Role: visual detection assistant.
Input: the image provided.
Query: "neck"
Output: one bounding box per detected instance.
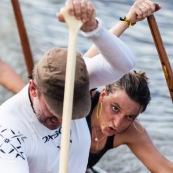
[91,105,106,150]
[91,104,100,129]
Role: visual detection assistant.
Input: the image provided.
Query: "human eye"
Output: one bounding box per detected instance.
[112,106,119,113]
[126,115,136,121]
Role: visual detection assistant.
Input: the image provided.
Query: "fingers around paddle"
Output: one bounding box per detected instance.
[81,0,88,23]
[65,0,74,15]
[56,11,65,23]
[73,1,82,20]
[86,1,95,22]
[81,1,97,32]
[140,2,152,18]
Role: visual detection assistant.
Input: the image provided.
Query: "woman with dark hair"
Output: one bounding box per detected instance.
[85,0,173,172]
[87,71,173,173]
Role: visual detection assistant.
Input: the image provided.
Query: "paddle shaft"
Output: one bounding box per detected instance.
[147,15,173,102]
[59,29,78,173]
[11,0,34,78]
[59,8,82,173]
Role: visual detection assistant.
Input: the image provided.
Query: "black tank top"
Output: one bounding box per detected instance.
[86,91,114,168]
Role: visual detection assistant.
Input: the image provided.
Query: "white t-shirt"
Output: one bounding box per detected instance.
[0,19,136,173]
[0,85,90,173]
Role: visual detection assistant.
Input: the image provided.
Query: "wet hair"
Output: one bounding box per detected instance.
[106,70,151,113]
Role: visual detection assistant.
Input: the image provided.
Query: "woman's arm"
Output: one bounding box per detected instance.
[84,0,161,58]
[129,129,173,173]
[116,122,173,173]
[0,60,25,93]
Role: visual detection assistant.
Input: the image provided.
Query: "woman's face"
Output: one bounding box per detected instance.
[99,88,142,136]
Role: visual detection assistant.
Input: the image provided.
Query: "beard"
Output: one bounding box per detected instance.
[33,96,46,124]
[32,96,62,130]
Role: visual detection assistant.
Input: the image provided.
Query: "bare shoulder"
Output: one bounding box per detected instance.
[113,120,151,147]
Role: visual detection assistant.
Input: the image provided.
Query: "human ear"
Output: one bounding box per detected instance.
[99,88,107,101]
[29,80,37,97]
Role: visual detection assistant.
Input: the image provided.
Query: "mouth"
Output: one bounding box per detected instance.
[106,126,117,135]
[50,116,61,123]
[45,116,62,130]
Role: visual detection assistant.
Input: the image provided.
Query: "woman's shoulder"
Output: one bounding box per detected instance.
[113,121,149,147]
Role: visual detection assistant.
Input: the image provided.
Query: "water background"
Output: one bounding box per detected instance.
[0,0,173,172]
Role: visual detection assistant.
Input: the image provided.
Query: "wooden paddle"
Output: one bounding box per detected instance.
[147,14,173,103]
[59,7,82,173]
[11,0,34,79]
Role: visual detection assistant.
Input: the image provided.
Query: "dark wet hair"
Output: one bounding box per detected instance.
[106,70,151,113]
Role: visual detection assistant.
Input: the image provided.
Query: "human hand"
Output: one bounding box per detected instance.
[57,0,98,32]
[126,0,161,23]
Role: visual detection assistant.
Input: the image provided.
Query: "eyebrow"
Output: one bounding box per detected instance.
[112,102,139,117]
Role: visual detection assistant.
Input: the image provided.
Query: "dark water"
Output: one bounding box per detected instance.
[0,0,173,172]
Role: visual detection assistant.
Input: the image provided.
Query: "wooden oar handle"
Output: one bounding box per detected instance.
[59,7,83,173]
[60,7,83,31]
[147,15,173,103]
[11,0,34,79]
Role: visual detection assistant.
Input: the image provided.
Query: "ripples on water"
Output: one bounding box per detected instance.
[0,0,173,172]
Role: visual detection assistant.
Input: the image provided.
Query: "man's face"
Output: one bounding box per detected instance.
[33,93,62,130]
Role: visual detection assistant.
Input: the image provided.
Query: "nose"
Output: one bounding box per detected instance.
[112,115,124,128]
